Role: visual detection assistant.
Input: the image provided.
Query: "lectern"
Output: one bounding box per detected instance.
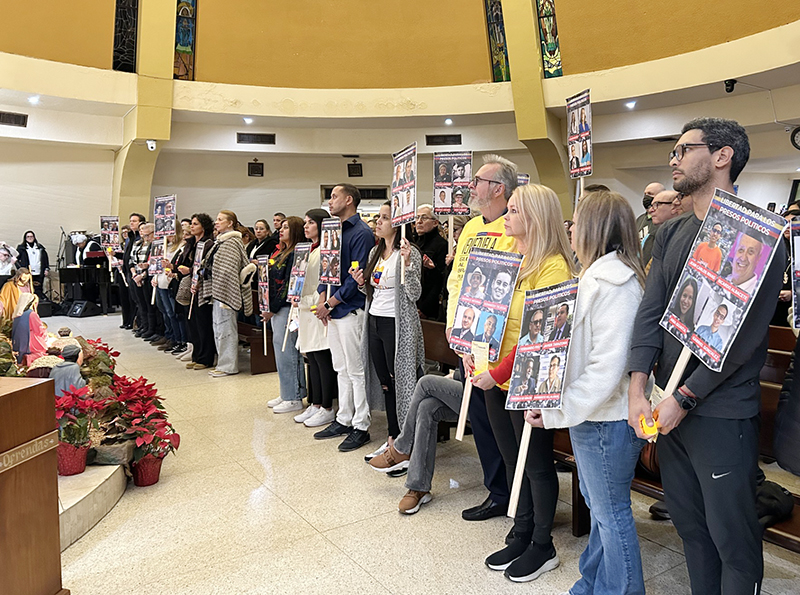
[0,378,69,595]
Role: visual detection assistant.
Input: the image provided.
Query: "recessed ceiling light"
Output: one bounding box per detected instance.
[444,118,453,126]
[796,167,800,171]
[625,101,636,109]
[243,117,253,124]
[28,95,40,105]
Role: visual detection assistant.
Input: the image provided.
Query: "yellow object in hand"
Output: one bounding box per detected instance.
[639,414,659,438]
[351,261,359,270]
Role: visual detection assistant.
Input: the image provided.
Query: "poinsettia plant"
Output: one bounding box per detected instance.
[55,385,108,446]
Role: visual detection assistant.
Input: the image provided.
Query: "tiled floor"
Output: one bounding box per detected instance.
[56,313,800,594]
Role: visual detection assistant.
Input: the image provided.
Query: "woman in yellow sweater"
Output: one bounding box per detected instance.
[470,183,574,582]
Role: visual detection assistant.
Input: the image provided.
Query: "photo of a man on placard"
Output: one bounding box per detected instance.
[537,354,562,393]
[695,303,728,351]
[520,308,545,345]
[436,162,451,183]
[724,231,764,294]
[451,306,477,342]
[548,303,571,341]
[692,221,725,273]
[511,357,539,396]
[475,312,502,353]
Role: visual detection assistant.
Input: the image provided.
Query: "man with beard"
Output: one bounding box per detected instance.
[628,118,782,595]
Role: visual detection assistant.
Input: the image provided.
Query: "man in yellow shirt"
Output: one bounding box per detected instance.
[446,154,519,522]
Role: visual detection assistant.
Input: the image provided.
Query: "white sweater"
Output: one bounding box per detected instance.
[296,246,329,353]
[541,252,643,429]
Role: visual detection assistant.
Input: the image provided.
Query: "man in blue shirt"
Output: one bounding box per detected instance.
[695,304,727,352]
[314,184,376,452]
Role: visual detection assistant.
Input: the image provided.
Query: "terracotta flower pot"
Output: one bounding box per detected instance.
[57,442,90,476]
[132,454,164,487]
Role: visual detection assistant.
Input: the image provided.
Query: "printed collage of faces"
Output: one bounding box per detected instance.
[507,300,573,408]
[793,224,800,328]
[450,261,518,360]
[391,153,417,224]
[100,217,120,248]
[154,215,176,237]
[148,242,164,275]
[664,214,773,365]
[287,246,310,299]
[257,256,270,312]
[567,103,592,177]
[433,154,472,215]
[319,223,342,286]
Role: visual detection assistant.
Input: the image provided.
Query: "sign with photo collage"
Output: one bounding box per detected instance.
[391,142,417,226]
[99,216,121,250]
[449,248,524,362]
[660,189,786,371]
[319,218,342,286]
[505,279,578,410]
[147,240,165,276]
[288,242,312,302]
[566,89,592,179]
[433,151,472,216]
[153,194,177,239]
[257,255,270,313]
[190,240,205,294]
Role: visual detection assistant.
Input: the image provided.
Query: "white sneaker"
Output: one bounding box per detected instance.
[273,400,303,413]
[303,407,336,428]
[267,396,283,408]
[294,404,320,423]
[364,441,389,463]
[209,369,238,378]
[178,345,194,361]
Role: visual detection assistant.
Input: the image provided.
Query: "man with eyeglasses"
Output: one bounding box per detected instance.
[636,182,665,245]
[629,118,783,595]
[412,204,448,319]
[446,154,519,522]
[520,309,545,345]
[695,304,728,352]
[642,190,681,267]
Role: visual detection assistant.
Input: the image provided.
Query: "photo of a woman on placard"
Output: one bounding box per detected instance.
[672,276,698,334]
[436,162,451,183]
[579,107,590,134]
[580,139,592,167]
[569,111,578,136]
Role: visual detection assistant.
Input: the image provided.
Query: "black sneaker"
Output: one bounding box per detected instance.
[170,343,188,355]
[485,534,532,571]
[338,429,371,452]
[504,542,560,583]
[387,467,408,478]
[313,421,352,440]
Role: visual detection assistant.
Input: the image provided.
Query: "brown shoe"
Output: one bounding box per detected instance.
[399,490,432,515]
[193,363,208,370]
[368,445,410,473]
[186,362,196,369]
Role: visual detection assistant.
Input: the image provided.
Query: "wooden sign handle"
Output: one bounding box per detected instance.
[507,422,532,519]
[455,379,473,441]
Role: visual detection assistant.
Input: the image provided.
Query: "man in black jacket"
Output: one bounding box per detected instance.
[629,118,782,595]
[412,204,448,319]
[122,213,144,330]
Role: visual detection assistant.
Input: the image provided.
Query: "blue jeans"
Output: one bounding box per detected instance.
[568,420,646,595]
[270,307,307,402]
[156,288,183,343]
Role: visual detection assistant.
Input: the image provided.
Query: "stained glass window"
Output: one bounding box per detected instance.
[485,0,510,82]
[113,0,138,73]
[536,0,562,78]
[174,0,196,80]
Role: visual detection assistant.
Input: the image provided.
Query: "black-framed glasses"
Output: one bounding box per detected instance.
[669,143,719,162]
[651,200,674,208]
[471,175,502,186]
[415,215,436,222]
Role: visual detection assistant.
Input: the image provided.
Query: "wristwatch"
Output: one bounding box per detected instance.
[323,301,332,311]
[674,389,696,411]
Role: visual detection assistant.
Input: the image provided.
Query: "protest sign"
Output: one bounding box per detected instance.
[506,279,578,410]
[147,241,164,276]
[257,255,270,313]
[99,216,121,249]
[455,341,490,441]
[433,151,472,216]
[391,142,417,226]
[190,240,205,294]
[660,189,786,371]
[566,89,592,179]
[792,220,800,328]
[153,194,177,239]
[288,242,312,302]
[319,218,342,286]
[449,247,524,362]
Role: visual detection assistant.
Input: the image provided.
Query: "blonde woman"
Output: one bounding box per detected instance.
[470,184,574,582]
[529,191,647,594]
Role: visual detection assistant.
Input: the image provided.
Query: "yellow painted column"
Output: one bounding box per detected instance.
[111,0,176,218]
[501,0,572,213]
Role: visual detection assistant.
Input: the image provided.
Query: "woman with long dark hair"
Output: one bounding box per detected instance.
[179,213,215,370]
[351,201,424,462]
[266,216,308,412]
[293,208,339,427]
[16,231,50,298]
[674,277,698,335]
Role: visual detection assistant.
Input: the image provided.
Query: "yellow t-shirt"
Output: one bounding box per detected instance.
[494,255,573,390]
[446,215,518,328]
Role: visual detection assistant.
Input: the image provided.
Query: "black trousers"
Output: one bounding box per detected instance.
[117,274,134,326]
[307,349,337,409]
[130,282,151,334]
[142,283,163,336]
[188,300,215,366]
[485,388,558,544]
[459,359,509,506]
[658,414,762,595]
[368,315,400,438]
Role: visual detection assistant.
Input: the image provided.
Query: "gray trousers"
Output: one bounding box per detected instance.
[212,299,239,373]
[395,375,461,493]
